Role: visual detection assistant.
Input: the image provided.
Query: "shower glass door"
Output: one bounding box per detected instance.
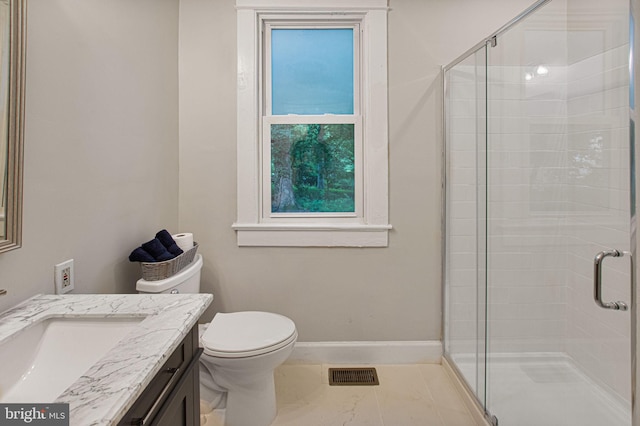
[484,0,632,425]
[444,46,487,407]
[444,0,634,425]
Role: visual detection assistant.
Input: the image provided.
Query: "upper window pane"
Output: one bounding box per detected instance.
[271,29,354,115]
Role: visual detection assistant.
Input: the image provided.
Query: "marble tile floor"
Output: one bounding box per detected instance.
[201,363,479,426]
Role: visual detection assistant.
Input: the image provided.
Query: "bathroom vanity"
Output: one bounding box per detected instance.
[0,293,212,425]
[118,325,202,425]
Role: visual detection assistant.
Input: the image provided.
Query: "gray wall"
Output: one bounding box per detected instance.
[0,0,537,342]
[178,0,535,341]
[0,0,180,313]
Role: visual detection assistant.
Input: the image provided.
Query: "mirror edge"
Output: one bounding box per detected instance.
[0,0,25,254]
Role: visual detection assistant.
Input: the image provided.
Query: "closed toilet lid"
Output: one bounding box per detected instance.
[201,311,297,358]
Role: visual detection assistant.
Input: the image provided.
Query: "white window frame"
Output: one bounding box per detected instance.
[233,0,390,247]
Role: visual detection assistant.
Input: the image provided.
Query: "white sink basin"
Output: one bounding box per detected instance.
[0,317,143,403]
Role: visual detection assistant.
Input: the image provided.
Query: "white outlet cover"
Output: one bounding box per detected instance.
[54,259,74,294]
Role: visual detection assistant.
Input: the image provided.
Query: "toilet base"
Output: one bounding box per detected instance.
[198,317,297,426]
[224,371,277,426]
[200,405,224,426]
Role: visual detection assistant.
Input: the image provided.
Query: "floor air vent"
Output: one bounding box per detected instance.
[328,367,379,386]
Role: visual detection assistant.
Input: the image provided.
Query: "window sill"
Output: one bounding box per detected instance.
[232,223,392,247]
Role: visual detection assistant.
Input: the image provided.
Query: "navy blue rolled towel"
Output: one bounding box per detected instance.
[129,247,156,262]
[141,238,175,262]
[166,243,183,256]
[155,229,184,256]
[155,251,175,262]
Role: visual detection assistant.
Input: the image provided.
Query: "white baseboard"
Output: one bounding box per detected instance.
[287,341,442,365]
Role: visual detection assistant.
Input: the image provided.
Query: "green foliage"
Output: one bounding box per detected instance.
[271,123,355,213]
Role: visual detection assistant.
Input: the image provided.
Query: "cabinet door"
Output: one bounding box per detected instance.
[152,348,202,426]
[153,369,193,426]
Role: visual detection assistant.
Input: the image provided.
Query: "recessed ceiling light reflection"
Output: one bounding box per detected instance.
[525,72,534,81]
[536,65,549,75]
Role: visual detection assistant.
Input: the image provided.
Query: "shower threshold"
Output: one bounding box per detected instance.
[452,353,630,426]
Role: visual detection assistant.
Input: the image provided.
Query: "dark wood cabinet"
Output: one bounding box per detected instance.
[118,325,201,426]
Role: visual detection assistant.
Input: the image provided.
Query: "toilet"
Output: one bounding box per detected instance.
[136,254,297,426]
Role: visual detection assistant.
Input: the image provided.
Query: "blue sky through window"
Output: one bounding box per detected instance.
[271,29,354,115]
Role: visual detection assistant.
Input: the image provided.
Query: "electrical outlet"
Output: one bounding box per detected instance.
[54,259,74,294]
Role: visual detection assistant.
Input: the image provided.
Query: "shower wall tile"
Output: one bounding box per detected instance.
[522,81,568,101]
[448,150,477,168]
[567,92,606,116]
[447,236,476,253]
[448,82,478,101]
[490,252,567,271]
[448,68,479,85]
[448,218,475,236]
[566,111,629,134]
[491,81,568,101]
[485,338,566,353]
[448,320,478,344]
[569,53,604,81]
[488,319,566,339]
[487,66,527,84]
[488,184,532,202]
[448,99,480,117]
[488,116,567,134]
[503,285,567,303]
[567,305,630,400]
[448,117,478,135]
[487,287,510,304]
[488,83,521,100]
[487,203,530,219]
[449,168,476,185]
[570,223,629,248]
[448,269,476,287]
[529,133,568,151]
[526,99,568,117]
[450,287,476,304]
[449,132,477,152]
[488,133,528,151]
[451,303,476,321]
[488,99,524,117]
[488,98,568,118]
[450,202,477,219]
[484,63,570,354]
[567,86,628,115]
[448,253,476,269]
[488,167,530,182]
[530,151,569,167]
[488,303,565,320]
[567,66,629,99]
[487,252,534,270]
[528,120,569,135]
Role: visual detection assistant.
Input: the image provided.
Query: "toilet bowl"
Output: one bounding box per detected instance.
[136,254,297,426]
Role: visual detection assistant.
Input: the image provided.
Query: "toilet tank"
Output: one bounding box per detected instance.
[136,254,203,294]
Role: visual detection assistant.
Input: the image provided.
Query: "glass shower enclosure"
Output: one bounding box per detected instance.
[443,0,633,424]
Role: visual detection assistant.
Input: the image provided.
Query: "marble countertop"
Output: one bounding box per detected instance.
[0,293,213,425]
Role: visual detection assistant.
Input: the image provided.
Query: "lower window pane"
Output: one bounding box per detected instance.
[271,123,355,213]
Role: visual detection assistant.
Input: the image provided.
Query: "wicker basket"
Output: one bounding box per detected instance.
[140,242,199,281]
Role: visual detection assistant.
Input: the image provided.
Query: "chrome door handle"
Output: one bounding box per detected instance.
[593,249,628,311]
